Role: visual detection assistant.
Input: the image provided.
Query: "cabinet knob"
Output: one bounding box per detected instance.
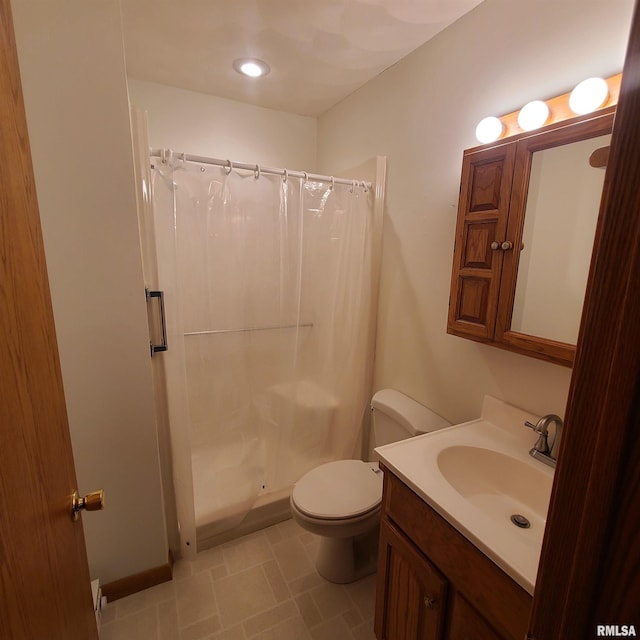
[423,596,438,609]
[490,241,500,250]
[501,241,514,251]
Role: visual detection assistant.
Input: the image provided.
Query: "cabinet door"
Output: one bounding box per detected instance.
[447,593,505,640]
[375,519,447,640]
[447,143,515,341]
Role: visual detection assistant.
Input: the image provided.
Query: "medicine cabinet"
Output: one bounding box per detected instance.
[447,107,614,367]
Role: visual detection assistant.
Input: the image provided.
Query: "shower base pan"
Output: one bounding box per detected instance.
[196,487,292,552]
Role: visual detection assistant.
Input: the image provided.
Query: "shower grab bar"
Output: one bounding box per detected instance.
[145,288,168,356]
[184,323,313,337]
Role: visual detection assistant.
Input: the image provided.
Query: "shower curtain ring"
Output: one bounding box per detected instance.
[283,168,288,183]
[303,172,308,183]
[330,176,335,191]
[350,179,356,193]
[225,160,233,175]
[362,181,368,193]
[161,148,167,164]
[254,164,261,180]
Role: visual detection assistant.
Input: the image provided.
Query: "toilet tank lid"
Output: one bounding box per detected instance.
[371,389,451,435]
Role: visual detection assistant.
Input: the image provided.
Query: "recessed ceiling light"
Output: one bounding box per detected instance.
[233,58,270,78]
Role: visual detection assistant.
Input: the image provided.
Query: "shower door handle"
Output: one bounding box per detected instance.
[145,288,168,357]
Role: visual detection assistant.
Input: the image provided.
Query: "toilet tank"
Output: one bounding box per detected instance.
[371,389,450,447]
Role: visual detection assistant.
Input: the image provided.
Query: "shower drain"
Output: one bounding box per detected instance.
[510,514,531,529]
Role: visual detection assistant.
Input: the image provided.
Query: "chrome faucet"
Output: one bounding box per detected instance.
[524,414,563,468]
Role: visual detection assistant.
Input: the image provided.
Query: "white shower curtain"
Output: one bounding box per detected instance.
[151,154,377,546]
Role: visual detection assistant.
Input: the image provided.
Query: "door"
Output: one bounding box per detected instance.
[447,594,504,640]
[528,0,640,635]
[375,520,447,640]
[447,143,515,341]
[0,0,98,637]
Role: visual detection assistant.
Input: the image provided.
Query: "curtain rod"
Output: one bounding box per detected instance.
[150,148,373,190]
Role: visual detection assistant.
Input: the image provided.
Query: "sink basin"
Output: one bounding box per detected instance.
[437,445,552,539]
[375,395,556,594]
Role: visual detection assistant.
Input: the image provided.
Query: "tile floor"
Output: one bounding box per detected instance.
[100,518,377,640]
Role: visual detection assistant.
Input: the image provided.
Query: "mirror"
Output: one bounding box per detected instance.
[511,133,611,343]
[494,108,615,365]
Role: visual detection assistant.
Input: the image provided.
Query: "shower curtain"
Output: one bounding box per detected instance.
[151,153,377,549]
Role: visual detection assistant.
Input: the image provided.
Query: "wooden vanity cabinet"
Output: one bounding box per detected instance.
[375,519,448,639]
[374,466,532,640]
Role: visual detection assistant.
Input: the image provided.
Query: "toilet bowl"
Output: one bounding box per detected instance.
[291,459,382,583]
[290,389,450,584]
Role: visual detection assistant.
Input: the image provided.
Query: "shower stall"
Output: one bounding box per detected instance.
[132,114,385,555]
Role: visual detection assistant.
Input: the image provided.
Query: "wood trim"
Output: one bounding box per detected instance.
[491,331,575,367]
[588,146,609,168]
[101,553,173,602]
[528,0,640,637]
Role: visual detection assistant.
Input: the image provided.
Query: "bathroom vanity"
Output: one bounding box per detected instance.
[373,396,554,640]
[374,467,530,639]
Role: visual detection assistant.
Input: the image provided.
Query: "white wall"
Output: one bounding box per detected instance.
[12,0,168,583]
[128,79,317,170]
[317,0,635,424]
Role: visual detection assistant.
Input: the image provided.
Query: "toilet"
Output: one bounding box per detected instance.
[290,388,450,583]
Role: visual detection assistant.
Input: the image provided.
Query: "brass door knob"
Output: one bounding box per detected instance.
[501,241,514,251]
[72,489,104,521]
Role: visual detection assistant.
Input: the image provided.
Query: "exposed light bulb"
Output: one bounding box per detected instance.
[569,77,609,115]
[232,58,270,78]
[475,116,504,144]
[517,100,550,131]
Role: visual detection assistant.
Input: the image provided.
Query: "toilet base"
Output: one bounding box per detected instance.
[315,525,379,584]
[289,490,381,584]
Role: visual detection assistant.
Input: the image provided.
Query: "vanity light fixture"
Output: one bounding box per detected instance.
[517,100,550,131]
[473,74,620,145]
[233,58,270,78]
[475,116,505,144]
[569,77,609,115]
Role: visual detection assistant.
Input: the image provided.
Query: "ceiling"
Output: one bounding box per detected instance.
[120,0,484,117]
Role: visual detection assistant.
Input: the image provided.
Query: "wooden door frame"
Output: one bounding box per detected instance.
[528,0,640,636]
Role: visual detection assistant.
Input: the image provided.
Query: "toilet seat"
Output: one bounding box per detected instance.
[292,460,383,520]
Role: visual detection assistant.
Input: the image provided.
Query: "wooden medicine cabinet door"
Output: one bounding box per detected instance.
[447,143,515,341]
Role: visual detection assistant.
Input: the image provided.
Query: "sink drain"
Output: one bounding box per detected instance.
[510,514,531,529]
